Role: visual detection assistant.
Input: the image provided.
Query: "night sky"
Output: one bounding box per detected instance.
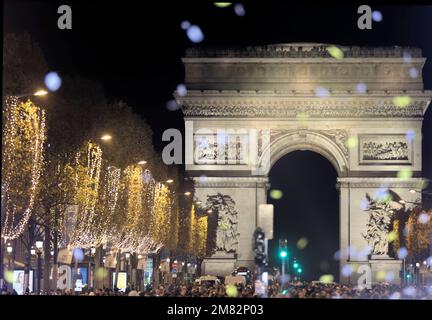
[4,2,432,280]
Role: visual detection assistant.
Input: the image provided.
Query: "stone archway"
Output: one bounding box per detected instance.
[177,43,431,284]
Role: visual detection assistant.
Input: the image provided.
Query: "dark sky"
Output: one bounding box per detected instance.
[4,2,432,280]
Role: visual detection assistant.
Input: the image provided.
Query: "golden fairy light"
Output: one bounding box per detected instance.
[1,97,46,240]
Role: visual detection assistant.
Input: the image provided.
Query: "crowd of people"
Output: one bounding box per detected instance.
[2,280,431,299]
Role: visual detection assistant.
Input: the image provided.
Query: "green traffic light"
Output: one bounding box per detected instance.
[297,268,302,273]
[293,262,299,268]
[280,251,287,258]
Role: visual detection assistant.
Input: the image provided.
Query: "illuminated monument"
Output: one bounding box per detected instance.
[176,44,431,284]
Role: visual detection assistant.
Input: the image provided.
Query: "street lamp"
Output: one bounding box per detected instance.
[6,243,13,291]
[6,243,13,254]
[33,90,48,96]
[166,179,174,184]
[101,134,112,141]
[35,241,43,294]
[138,160,147,165]
[184,192,191,196]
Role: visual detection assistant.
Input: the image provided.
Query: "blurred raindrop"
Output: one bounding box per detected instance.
[405,129,415,143]
[319,274,334,283]
[397,169,413,180]
[393,95,412,107]
[73,248,84,262]
[345,137,358,149]
[341,264,353,277]
[418,212,430,224]
[225,284,238,297]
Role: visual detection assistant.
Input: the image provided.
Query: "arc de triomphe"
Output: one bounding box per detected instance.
[176,44,431,284]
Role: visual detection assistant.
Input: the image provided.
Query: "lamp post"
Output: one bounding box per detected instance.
[35,241,43,294]
[125,253,131,288]
[89,247,96,289]
[6,243,13,292]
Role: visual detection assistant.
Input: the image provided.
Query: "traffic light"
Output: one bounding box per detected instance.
[297,268,302,274]
[293,260,299,269]
[279,239,288,260]
[253,227,267,267]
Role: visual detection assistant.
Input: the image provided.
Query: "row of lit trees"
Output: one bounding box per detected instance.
[1,32,210,292]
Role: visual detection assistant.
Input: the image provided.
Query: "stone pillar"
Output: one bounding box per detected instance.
[195,177,268,276]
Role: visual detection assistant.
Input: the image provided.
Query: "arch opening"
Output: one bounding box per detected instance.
[267,150,340,282]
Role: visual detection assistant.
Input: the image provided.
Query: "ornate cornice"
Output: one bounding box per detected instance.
[337,177,425,188]
[181,101,428,119]
[185,44,422,59]
[193,177,269,188]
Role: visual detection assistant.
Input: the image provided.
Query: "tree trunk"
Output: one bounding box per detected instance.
[51,207,59,291]
[113,250,120,291]
[43,225,51,293]
[196,258,203,277]
[153,252,160,288]
[71,250,78,295]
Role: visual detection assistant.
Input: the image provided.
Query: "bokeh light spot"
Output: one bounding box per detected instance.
[386,231,397,243]
[355,83,367,94]
[345,136,358,149]
[397,247,408,259]
[397,169,412,180]
[225,284,238,297]
[186,25,204,43]
[372,10,383,22]
[296,237,308,250]
[327,46,344,60]
[418,212,430,224]
[181,20,191,30]
[234,3,245,16]
[176,84,187,97]
[44,71,62,92]
[341,264,353,277]
[73,248,84,262]
[166,99,180,111]
[314,86,330,97]
[409,67,419,78]
[393,95,412,108]
[269,189,283,200]
[214,2,232,8]
[319,274,334,284]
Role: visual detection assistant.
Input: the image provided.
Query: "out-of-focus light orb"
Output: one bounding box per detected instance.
[333,250,341,261]
[320,260,329,271]
[296,237,308,250]
[409,67,419,78]
[269,189,283,200]
[386,231,397,243]
[403,51,412,63]
[94,267,105,280]
[73,248,84,262]
[186,25,204,43]
[397,247,408,259]
[327,46,344,60]
[225,284,238,297]
[403,286,416,297]
[4,270,14,283]
[234,3,245,16]
[214,2,232,7]
[314,86,330,97]
[393,95,411,107]
[355,83,367,94]
[374,188,390,202]
[418,212,430,224]
[397,169,412,180]
[341,264,353,277]
[319,274,334,284]
[426,256,432,266]
[176,84,187,97]
[405,129,415,143]
[360,197,369,210]
[357,246,372,261]
[346,136,357,149]
[44,71,62,92]
[385,271,395,282]
[181,20,191,30]
[376,270,386,281]
[390,292,401,299]
[372,10,383,22]
[166,99,180,111]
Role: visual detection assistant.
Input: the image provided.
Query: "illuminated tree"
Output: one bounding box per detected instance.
[406,207,432,262]
[1,98,46,240]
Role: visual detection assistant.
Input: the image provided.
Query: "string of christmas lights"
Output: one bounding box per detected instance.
[1,97,46,240]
